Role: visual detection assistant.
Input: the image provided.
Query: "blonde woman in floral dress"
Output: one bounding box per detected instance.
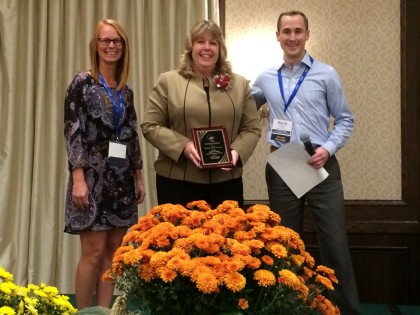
[142,20,261,209]
[64,19,145,309]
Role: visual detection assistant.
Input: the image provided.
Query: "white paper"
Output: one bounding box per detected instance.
[108,141,127,159]
[267,142,329,198]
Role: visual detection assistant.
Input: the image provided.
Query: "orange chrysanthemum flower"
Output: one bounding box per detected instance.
[158,266,177,282]
[304,266,317,278]
[278,269,302,290]
[224,272,246,292]
[167,256,185,272]
[225,258,245,273]
[149,251,169,268]
[238,298,249,310]
[196,273,219,294]
[231,243,251,256]
[186,200,212,212]
[254,269,276,287]
[106,201,340,315]
[315,275,335,291]
[270,243,288,259]
[291,254,305,267]
[122,248,143,265]
[139,263,156,282]
[261,255,274,266]
[316,265,339,284]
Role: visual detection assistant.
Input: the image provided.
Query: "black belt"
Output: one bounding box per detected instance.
[270,144,320,153]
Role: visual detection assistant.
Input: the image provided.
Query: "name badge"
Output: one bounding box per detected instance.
[271,119,293,143]
[108,141,127,166]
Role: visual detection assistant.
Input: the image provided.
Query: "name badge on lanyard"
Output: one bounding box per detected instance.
[271,119,293,143]
[273,56,314,144]
[100,73,127,166]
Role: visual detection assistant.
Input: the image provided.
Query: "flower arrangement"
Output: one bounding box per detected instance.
[214,73,231,91]
[104,201,340,315]
[0,266,77,315]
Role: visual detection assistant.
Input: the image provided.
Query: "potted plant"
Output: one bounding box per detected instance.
[104,201,340,315]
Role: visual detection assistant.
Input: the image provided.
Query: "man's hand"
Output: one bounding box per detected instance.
[308,147,330,169]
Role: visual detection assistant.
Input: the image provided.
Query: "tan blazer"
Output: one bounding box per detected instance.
[141,70,261,184]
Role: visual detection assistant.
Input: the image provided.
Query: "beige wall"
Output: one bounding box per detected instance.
[225,0,401,200]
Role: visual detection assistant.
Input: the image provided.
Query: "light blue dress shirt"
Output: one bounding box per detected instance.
[251,52,354,156]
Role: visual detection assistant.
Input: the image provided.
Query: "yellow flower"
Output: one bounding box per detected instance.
[0,306,15,314]
[0,282,18,295]
[0,267,76,315]
[0,267,14,283]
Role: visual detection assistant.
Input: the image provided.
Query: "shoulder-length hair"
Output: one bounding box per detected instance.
[178,20,232,79]
[89,19,130,90]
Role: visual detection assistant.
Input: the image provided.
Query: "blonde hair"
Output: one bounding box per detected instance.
[89,19,130,90]
[178,20,232,78]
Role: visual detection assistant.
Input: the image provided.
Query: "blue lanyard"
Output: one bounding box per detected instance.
[277,55,314,112]
[99,73,124,139]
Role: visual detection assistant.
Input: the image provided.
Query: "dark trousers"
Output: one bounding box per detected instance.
[156,174,244,209]
[266,156,360,315]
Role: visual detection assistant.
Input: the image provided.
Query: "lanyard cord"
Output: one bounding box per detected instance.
[277,55,314,112]
[99,73,124,139]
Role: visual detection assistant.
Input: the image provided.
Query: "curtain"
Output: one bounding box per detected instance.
[0,0,219,293]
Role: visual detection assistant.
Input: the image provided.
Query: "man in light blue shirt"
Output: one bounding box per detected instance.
[252,10,360,315]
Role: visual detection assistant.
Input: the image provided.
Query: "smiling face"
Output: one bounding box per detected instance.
[97,24,124,66]
[276,14,309,65]
[191,32,219,77]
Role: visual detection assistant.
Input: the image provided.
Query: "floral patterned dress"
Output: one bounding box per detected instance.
[64,72,142,234]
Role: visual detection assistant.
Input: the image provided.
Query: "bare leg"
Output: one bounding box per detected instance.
[75,231,107,309]
[95,227,127,308]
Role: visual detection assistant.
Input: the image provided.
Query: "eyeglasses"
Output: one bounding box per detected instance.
[98,38,124,47]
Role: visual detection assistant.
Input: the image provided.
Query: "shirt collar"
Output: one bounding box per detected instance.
[278,51,313,70]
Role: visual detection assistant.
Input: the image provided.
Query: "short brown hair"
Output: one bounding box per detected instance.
[277,10,309,32]
[89,19,130,90]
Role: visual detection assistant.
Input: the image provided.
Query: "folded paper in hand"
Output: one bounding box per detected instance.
[267,142,329,198]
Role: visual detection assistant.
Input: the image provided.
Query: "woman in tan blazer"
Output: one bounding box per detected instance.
[141,20,261,208]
